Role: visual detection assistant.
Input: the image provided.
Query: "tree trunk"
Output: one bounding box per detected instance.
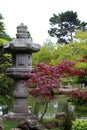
[34,102,39,117]
[40,101,49,122]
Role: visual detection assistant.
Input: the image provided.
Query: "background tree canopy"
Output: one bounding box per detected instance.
[48,10,87,44]
[33,31,87,66]
[0,13,12,41]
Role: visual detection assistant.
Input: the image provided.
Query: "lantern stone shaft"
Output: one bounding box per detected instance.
[4,23,41,116]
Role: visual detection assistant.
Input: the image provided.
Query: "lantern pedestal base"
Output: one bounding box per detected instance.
[3,112,41,129]
[3,112,37,122]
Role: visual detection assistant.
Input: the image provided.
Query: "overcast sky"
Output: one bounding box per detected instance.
[0,0,87,45]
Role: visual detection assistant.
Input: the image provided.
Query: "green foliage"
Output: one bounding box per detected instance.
[75,62,87,70]
[75,63,87,84]
[0,13,12,40]
[75,105,87,117]
[0,31,12,40]
[72,120,87,130]
[0,74,14,114]
[0,13,4,32]
[0,53,12,73]
[75,30,87,41]
[33,39,87,67]
[57,96,75,130]
[0,37,13,114]
[52,41,87,64]
[48,11,84,44]
[34,46,52,63]
[0,38,8,46]
[3,121,19,130]
[61,77,78,85]
[0,38,12,73]
[59,11,80,24]
[32,40,56,64]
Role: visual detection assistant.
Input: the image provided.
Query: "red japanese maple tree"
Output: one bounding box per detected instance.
[23,60,85,121]
[68,89,87,106]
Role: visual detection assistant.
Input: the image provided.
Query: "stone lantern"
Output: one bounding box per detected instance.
[3,23,41,121]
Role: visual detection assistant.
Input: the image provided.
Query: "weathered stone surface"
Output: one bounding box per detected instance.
[17,119,41,130]
[0,117,2,126]
[55,112,66,118]
[3,112,37,122]
[4,23,41,79]
[11,128,21,130]
[3,23,41,130]
[3,23,41,53]
[3,23,41,115]
[0,126,4,130]
[0,117,4,130]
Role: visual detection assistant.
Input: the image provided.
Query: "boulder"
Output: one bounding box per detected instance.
[17,119,41,130]
[0,117,4,130]
[55,112,66,118]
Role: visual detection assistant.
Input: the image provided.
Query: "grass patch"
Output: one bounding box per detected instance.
[75,105,87,117]
[3,121,19,130]
[42,117,55,123]
[50,128,61,130]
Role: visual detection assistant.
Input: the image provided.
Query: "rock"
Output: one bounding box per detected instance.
[44,122,53,129]
[0,125,4,130]
[11,128,21,130]
[18,123,29,130]
[0,118,2,126]
[55,112,66,118]
[0,117,4,130]
[17,119,41,130]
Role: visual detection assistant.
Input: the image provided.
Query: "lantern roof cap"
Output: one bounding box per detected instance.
[3,23,41,53]
[16,23,29,39]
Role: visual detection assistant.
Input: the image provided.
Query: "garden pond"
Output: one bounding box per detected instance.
[28,95,87,120]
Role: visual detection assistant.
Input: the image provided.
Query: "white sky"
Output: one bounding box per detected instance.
[0,0,87,45]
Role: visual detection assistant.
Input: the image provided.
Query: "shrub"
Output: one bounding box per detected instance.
[72,120,87,130]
